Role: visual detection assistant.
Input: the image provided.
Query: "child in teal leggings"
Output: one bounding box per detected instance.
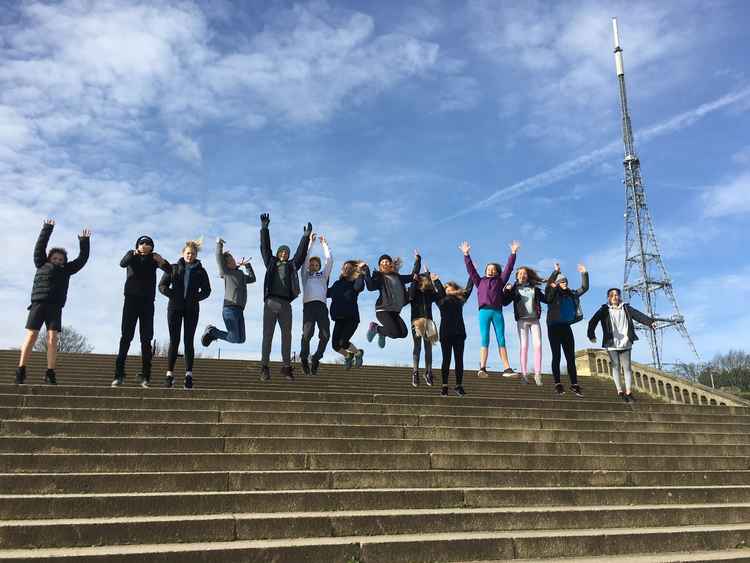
[461,240,519,378]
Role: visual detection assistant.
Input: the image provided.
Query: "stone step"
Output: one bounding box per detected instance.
[5,470,750,495]
[2,452,748,473]
[5,420,750,446]
[3,523,750,562]
[461,549,750,562]
[3,435,750,457]
[4,487,750,520]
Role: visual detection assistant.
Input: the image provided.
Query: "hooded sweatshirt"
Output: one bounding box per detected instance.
[464,253,516,310]
[301,239,333,304]
[216,240,256,309]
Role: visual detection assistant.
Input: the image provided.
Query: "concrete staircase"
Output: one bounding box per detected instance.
[2,350,750,562]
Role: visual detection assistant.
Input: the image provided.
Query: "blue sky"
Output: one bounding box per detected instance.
[1,0,748,371]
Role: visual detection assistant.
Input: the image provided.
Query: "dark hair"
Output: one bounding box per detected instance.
[223,251,233,263]
[445,281,468,300]
[417,273,434,292]
[47,247,67,262]
[607,287,622,296]
[309,256,322,265]
[340,260,362,280]
[516,266,544,286]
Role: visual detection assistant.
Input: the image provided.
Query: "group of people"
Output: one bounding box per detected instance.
[14,216,656,401]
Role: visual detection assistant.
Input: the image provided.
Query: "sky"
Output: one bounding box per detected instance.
[1,0,748,373]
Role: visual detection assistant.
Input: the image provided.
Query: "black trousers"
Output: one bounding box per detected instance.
[548,323,578,385]
[332,318,359,352]
[440,335,465,386]
[376,311,408,339]
[115,296,154,376]
[167,307,199,372]
[300,301,330,360]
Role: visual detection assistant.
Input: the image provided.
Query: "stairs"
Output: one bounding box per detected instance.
[2,350,750,562]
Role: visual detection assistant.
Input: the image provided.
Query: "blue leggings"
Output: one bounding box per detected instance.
[478,307,506,348]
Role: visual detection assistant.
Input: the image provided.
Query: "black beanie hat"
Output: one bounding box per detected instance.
[378,254,393,264]
[277,245,291,256]
[136,235,154,248]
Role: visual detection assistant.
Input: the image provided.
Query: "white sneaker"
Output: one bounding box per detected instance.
[534,373,542,386]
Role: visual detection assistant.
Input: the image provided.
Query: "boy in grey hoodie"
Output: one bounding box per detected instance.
[202,238,256,346]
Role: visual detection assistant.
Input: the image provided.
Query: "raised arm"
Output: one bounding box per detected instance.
[433,278,446,301]
[34,221,54,268]
[215,239,229,277]
[243,261,256,285]
[259,214,272,267]
[499,241,519,286]
[292,222,313,270]
[65,230,91,275]
[321,236,333,279]
[361,264,380,291]
[575,264,589,296]
[464,277,474,300]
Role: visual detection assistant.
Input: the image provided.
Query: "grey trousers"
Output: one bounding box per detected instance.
[300,301,330,361]
[607,348,633,393]
[262,297,293,367]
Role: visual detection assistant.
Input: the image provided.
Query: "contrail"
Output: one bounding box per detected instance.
[439,87,750,223]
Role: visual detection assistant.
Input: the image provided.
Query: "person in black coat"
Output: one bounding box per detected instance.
[327,260,367,369]
[158,239,211,390]
[112,235,171,388]
[258,213,312,382]
[434,276,473,397]
[16,219,90,386]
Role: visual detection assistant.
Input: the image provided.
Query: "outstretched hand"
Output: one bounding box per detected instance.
[80,228,92,238]
[504,283,512,292]
[260,213,270,227]
[237,257,251,267]
[217,237,226,245]
[430,272,439,282]
[510,240,521,254]
[459,241,471,256]
[553,262,561,272]
[303,222,313,237]
[577,263,587,273]
[43,218,55,226]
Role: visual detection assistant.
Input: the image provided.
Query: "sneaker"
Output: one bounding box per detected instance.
[454,386,466,397]
[378,334,386,349]
[201,326,214,347]
[184,375,193,390]
[354,349,364,368]
[14,366,26,385]
[520,374,530,385]
[260,365,271,382]
[625,392,636,402]
[618,391,627,402]
[477,367,489,379]
[111,374,124,387]
[571,384,584,398]
[534,373,542,386]
[424,370,434,386]
[501,368,516,377]
[411,370,419,387]
[554,383,565,395]
[282,366,295,381]
[344,352,354,370]
[44,369,57,385]
[138,372,150,389]
[310,357,320,375]
[440,386,449,397]
[165,374,175,388]
[300,357,310,375]
[366,322,378,342]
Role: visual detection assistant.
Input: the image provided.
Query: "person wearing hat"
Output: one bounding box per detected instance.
[113,235,170,387]
[259,213,313,381]
[544,262,589,397]
[363,250,421,350]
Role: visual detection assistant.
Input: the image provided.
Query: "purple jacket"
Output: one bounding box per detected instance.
[465,253,517,310]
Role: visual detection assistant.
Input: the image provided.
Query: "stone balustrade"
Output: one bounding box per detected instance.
[575,348,750,407]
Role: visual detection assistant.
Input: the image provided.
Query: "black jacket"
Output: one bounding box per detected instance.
[120,251,171,301]
[502,282,547,321]
[362,255,421,312]
[435,278,473,338]
[544,271,589,325]
[158,258,211,311]
[587,303,654,348]
[29,224,90,307]
[327,277,365,321]
[408,278,439,321]
[260,227,308,301]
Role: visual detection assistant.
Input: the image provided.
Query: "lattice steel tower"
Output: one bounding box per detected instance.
[611,17,699,369]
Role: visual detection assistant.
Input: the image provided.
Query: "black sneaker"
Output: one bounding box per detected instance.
[477,367,489,379]
[44,369,57,385]
[619,391,627,402]
[625,392,636,402]
[184,375,193,390]
[454,386,466,397]
[15,366,26,385]
[310,357,320,375]
[440,386,449,397]
[366,322,378,342]
[282,366,295,381]
[201,326,215,347]
[111,374,124,387]
[165,374,175,388]
[554,383,565,395]
[571,385,584,398]
[501,368,516,377]
[300,357,310,375]
[354,349,364,368]
[344,352,354,370]
[260,365,271,382]
[424,370,434,387]
[411,370,419,387]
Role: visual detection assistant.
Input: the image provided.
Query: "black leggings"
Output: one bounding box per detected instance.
[440,335,465,386]
[412,328,433,371]
[116,296,154,376]
[167,307,199,372]
[332,318,359,352]
[548,323,578,385]
[376,311,408,339]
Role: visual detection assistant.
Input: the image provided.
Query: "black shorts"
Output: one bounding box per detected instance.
[26,303,63,332]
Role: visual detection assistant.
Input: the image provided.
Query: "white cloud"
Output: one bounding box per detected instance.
[702,171,750,218]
